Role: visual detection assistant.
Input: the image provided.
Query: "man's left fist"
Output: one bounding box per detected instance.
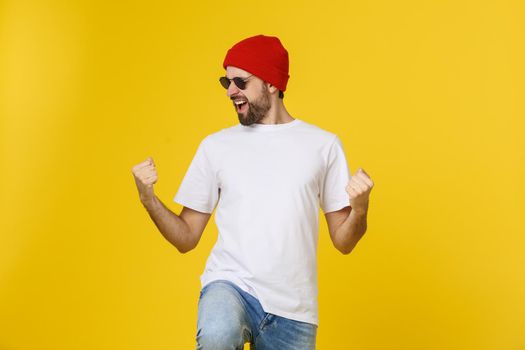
[346,168,374,214]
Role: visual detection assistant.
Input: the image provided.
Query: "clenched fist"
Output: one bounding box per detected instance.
[131,157,158,204]
[346,168,374,214]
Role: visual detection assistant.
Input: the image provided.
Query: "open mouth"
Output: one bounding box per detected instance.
[233,99,248,113]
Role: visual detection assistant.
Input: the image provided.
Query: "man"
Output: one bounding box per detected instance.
[131,34,374,350]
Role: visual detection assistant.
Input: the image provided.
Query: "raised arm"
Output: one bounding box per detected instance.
[131,157,211,253]
[325,168,374,255]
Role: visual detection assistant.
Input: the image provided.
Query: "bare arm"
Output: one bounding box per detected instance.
[141,196,211,253]
[325,168,374,255]
[132,157,211,253]
[325,206,367,254]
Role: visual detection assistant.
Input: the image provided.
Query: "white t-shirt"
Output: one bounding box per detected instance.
[173,118,351,325]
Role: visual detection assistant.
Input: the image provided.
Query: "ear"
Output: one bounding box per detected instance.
[267,83,278,94]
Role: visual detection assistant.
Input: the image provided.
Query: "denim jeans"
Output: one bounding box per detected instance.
[196,279,317,350]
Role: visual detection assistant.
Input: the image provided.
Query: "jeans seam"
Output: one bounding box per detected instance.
[254,312,274,344]
[257,313,271,331]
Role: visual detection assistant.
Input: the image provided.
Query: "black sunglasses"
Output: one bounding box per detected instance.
[219,75,253,90]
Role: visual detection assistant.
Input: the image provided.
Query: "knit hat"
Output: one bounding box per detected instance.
[223,34,290,92]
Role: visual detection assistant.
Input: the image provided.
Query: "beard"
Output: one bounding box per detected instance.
[237,86,271,126]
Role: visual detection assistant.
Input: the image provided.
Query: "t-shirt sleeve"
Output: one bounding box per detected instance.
[173,137,219,214]
[320,135,351,213]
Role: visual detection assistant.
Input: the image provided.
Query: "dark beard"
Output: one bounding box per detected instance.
[238,88,271,126]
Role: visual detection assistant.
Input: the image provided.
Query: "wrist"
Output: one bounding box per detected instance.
[351,204,368,216]
[141,194,158,210]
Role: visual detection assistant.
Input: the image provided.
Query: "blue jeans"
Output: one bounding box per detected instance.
[196,279,317,350]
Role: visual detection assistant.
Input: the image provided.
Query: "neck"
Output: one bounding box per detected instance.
[258,99,294,125]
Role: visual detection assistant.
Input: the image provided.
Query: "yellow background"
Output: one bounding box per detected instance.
[1,0,524,349]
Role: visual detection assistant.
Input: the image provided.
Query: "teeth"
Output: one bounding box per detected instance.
[234,100,246,105]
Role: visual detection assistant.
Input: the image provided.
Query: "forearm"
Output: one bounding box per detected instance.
[334,208,368,255]
[141,195,195,253]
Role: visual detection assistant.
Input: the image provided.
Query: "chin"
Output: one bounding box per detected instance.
[238,114,254,126]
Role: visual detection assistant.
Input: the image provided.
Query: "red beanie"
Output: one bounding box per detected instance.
[223,35,290,92]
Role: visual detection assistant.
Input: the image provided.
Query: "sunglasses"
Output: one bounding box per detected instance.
[219,75,253,90]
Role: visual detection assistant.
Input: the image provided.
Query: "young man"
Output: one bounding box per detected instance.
[131,34,374,350]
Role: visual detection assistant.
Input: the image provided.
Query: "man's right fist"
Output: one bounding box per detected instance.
[131,156,158,203]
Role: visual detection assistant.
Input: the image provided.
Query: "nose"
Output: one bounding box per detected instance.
[226,80,240,98]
